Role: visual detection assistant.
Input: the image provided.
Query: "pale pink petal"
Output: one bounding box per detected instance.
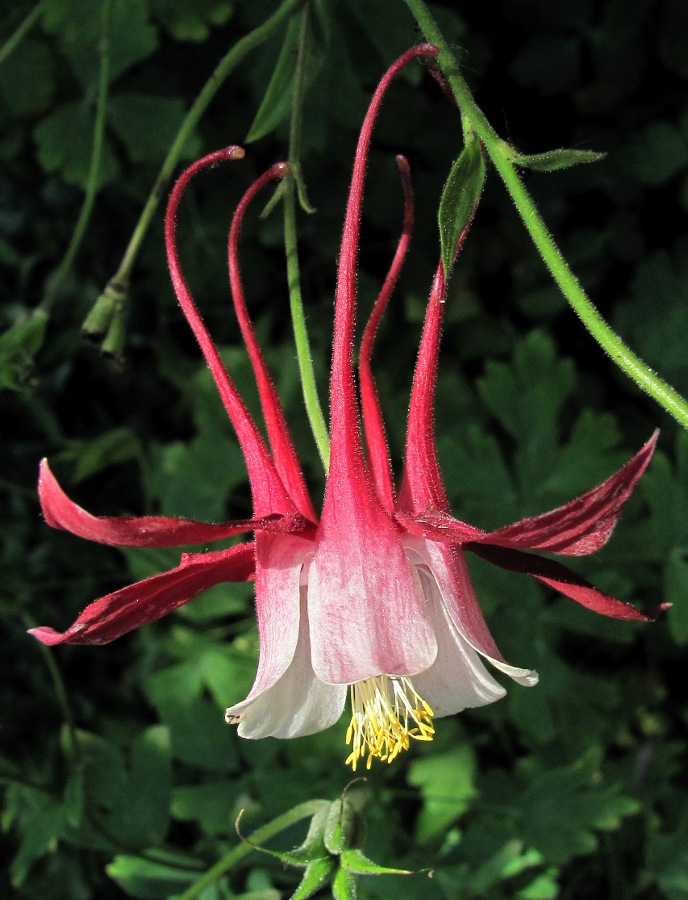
[404,539,538,687]
[309,492,437,684]
[225,534,315,732]
[38,459,309,547]
[412,567,507,716]
[29,543,255,646]
[481,432,658,555]
[227,586,347,739]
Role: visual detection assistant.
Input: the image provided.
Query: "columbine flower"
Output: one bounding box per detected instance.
[31,45,661,770]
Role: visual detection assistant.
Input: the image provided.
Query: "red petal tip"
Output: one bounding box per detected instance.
[28,626,65,647]
[416,42,440,59]
[638,603,671,622]
[226,145,245,160]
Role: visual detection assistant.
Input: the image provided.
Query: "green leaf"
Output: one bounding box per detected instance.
[511,148,606,171]
[646,813,688,897]
[10,799,66,887]
[62,763,86,829]
[108,94,201,163]
[0,310,47,389]
[477,330,577,506]
[614,250,688,394]
[73,729,128,813]
[438,130,485,277]
[407,746,478,842]
[63,427,141,482]
[623,120,688,186]
[149,0,233,42]
[148,366,250,521]
[42,0,158,85]
[665,553,688,644]
[106,854,201,899]
[33,100,119,189]
[0,39,55,116]
[519,750,640,865]
[245,15,300,143]
[107,726,172,846]
[172,781,240,836]
[146,660,240,771]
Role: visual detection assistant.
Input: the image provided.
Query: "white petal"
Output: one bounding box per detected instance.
[412,568,506,716]
[227,584,347,739]
[405,539,538,688]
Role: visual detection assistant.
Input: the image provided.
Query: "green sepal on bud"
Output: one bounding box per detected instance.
[510,147,606,172]
[291,857,337,900]
[438,126,486,277]
[81,277,128,367]
[236,791,417,899]
[332,866,357,900]
[324,796,362,855]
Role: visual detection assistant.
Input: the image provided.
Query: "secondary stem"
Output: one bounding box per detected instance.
[0,1,44,66]
[404,0,688,429]
[178,801,329,899]
[105,0,305,295]
[283,3,331,468]
[40,0,111,312]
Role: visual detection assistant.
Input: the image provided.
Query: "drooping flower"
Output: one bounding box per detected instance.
[31,45,661,770]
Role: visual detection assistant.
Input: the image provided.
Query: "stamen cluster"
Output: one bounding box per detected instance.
[346,675,435,770]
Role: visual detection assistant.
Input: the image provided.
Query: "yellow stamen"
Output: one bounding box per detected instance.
[345,675,434,770]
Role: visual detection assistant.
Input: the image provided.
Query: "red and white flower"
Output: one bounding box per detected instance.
[32,45,660,769]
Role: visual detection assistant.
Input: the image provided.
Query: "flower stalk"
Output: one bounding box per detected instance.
[83,0,307,347]
[404,0,688,430]
[282,1,330,468]
[41,0,111,314]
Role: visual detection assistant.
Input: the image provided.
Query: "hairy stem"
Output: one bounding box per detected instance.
[178,801,330,899]
[404,0,688,429]
[283,2,330,468]
[0,1,44,66]
[106,0,305,294]
[40,0,111,312]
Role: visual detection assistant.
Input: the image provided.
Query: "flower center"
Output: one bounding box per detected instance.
[345,675,434,770]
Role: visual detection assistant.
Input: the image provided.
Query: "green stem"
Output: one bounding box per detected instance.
[107,0,305,291]
[178,800,329,900]
[404,0,688,430]
[283,3,330,469]
[41,0,111,312]
[0,1,44,67]
[23,613,80,765]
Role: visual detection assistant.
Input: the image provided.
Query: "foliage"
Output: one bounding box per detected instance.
[2,0,687,897]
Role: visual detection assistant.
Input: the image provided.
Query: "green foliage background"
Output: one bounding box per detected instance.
[2,0,688,897]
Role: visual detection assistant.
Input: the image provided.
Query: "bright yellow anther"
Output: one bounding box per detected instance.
[345,675,434,770]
